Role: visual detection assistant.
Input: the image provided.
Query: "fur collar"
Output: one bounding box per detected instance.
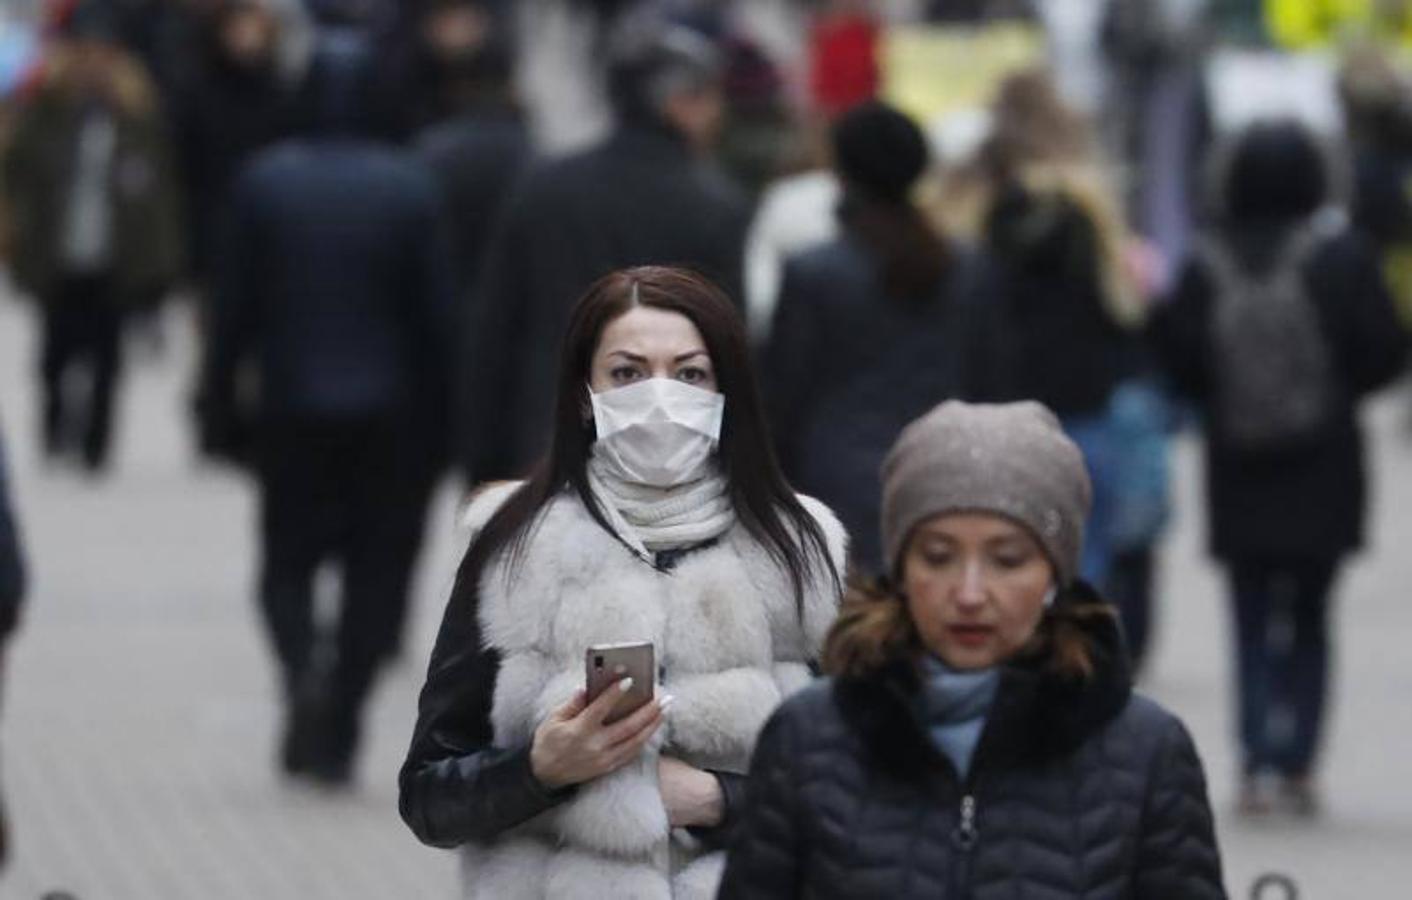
[833,580,1132,780]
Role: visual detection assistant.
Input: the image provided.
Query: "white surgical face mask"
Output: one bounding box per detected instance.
[589,378,725,487]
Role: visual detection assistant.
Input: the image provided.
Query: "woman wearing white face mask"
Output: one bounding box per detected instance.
[399,266,847,899]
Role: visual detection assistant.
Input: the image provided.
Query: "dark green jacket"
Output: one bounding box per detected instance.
[3,83,182,303]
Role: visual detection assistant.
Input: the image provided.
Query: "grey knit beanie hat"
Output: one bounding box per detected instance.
[881,400,1092,585]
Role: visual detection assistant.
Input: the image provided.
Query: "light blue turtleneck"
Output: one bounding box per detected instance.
[916,655,1000,780]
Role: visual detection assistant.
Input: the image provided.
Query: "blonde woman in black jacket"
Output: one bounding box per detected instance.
[721,401,1225,899]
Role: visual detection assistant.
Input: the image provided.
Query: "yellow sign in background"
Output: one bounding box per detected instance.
[880,22,1045,126]
[1266,0,1412,48]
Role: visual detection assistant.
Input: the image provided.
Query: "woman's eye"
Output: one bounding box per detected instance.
[611,366,642,383]
[676,367,710,384]
[921,551,952,568]
[992,553,1031,570]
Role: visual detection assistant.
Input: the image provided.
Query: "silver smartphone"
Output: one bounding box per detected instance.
[585,641,655,725]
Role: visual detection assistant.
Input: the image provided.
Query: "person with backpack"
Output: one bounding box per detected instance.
[1151,120,1409,816]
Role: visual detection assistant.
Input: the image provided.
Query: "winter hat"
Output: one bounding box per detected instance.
[1221,120,1329,223]
[832,100,929,205]
[881,400,1092,586]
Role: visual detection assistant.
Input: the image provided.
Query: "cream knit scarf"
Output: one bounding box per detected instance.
[586,450,736,562]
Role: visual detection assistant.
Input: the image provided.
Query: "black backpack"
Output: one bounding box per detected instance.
[1199,217,1337,450]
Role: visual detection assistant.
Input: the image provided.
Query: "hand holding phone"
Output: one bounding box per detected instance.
[528,643,670,790]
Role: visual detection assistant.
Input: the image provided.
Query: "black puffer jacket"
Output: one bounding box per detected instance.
[720,590,1225,899]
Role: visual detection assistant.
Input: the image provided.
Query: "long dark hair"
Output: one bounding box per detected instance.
[456,265,838,608]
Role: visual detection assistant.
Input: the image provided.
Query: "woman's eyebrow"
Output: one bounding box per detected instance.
[607,350,648,363]
[674,350,709,363]
[986,536,1030,550]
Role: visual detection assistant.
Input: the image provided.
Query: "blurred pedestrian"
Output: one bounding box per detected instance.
[196,41,455,785]
[2,0,182,473]
[1338,42,1412,324]
[411,1,528,300]
[173,0,301,301]
[400,265,845,899]
[941,67,1163,648]
[0,419,26,871]
[764,101,1015,576]
[1151,120,1410,816]
[463,18,750,482]
[371,0,514,142]
[714,31,802,202]
[719,400,1225,899]
[1099,0,1210,271]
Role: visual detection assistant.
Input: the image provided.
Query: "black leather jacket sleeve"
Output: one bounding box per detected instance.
[1132,716,1227,899]
[717,706,806,899]
[398,565,574,849]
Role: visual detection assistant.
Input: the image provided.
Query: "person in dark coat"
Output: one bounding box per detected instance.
[3,4,182,472]
[372,0,515,142]
[764,102,1014,575]
[411,3,529,303]
[461,19,751,482]
[196,39,455,786]
[1150,120,1409,815]
[720,400,1225,900]
[172,0,300,296]
[938,68,1158,596]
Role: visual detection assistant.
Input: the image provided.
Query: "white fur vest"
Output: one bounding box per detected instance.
[457,483,846,900]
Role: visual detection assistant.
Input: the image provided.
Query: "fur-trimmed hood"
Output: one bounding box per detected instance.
[833,580,1132,780]
[31,44,158,118]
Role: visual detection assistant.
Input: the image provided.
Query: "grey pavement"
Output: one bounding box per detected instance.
[0,291,1409,899]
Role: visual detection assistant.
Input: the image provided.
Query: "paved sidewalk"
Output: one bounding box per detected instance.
[0,295,1409,899]
[0,300,462,899]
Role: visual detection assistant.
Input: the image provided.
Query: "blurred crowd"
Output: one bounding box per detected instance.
[2,0,1412,860]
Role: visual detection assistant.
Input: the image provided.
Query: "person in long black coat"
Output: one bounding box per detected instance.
[720,400,1225,899]
[764,102,1014,575]
[461,21,750,482]
[1150,120,1409,815]
[196,41,455,786]
[172,0,299,296]
[412,7,529,305]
